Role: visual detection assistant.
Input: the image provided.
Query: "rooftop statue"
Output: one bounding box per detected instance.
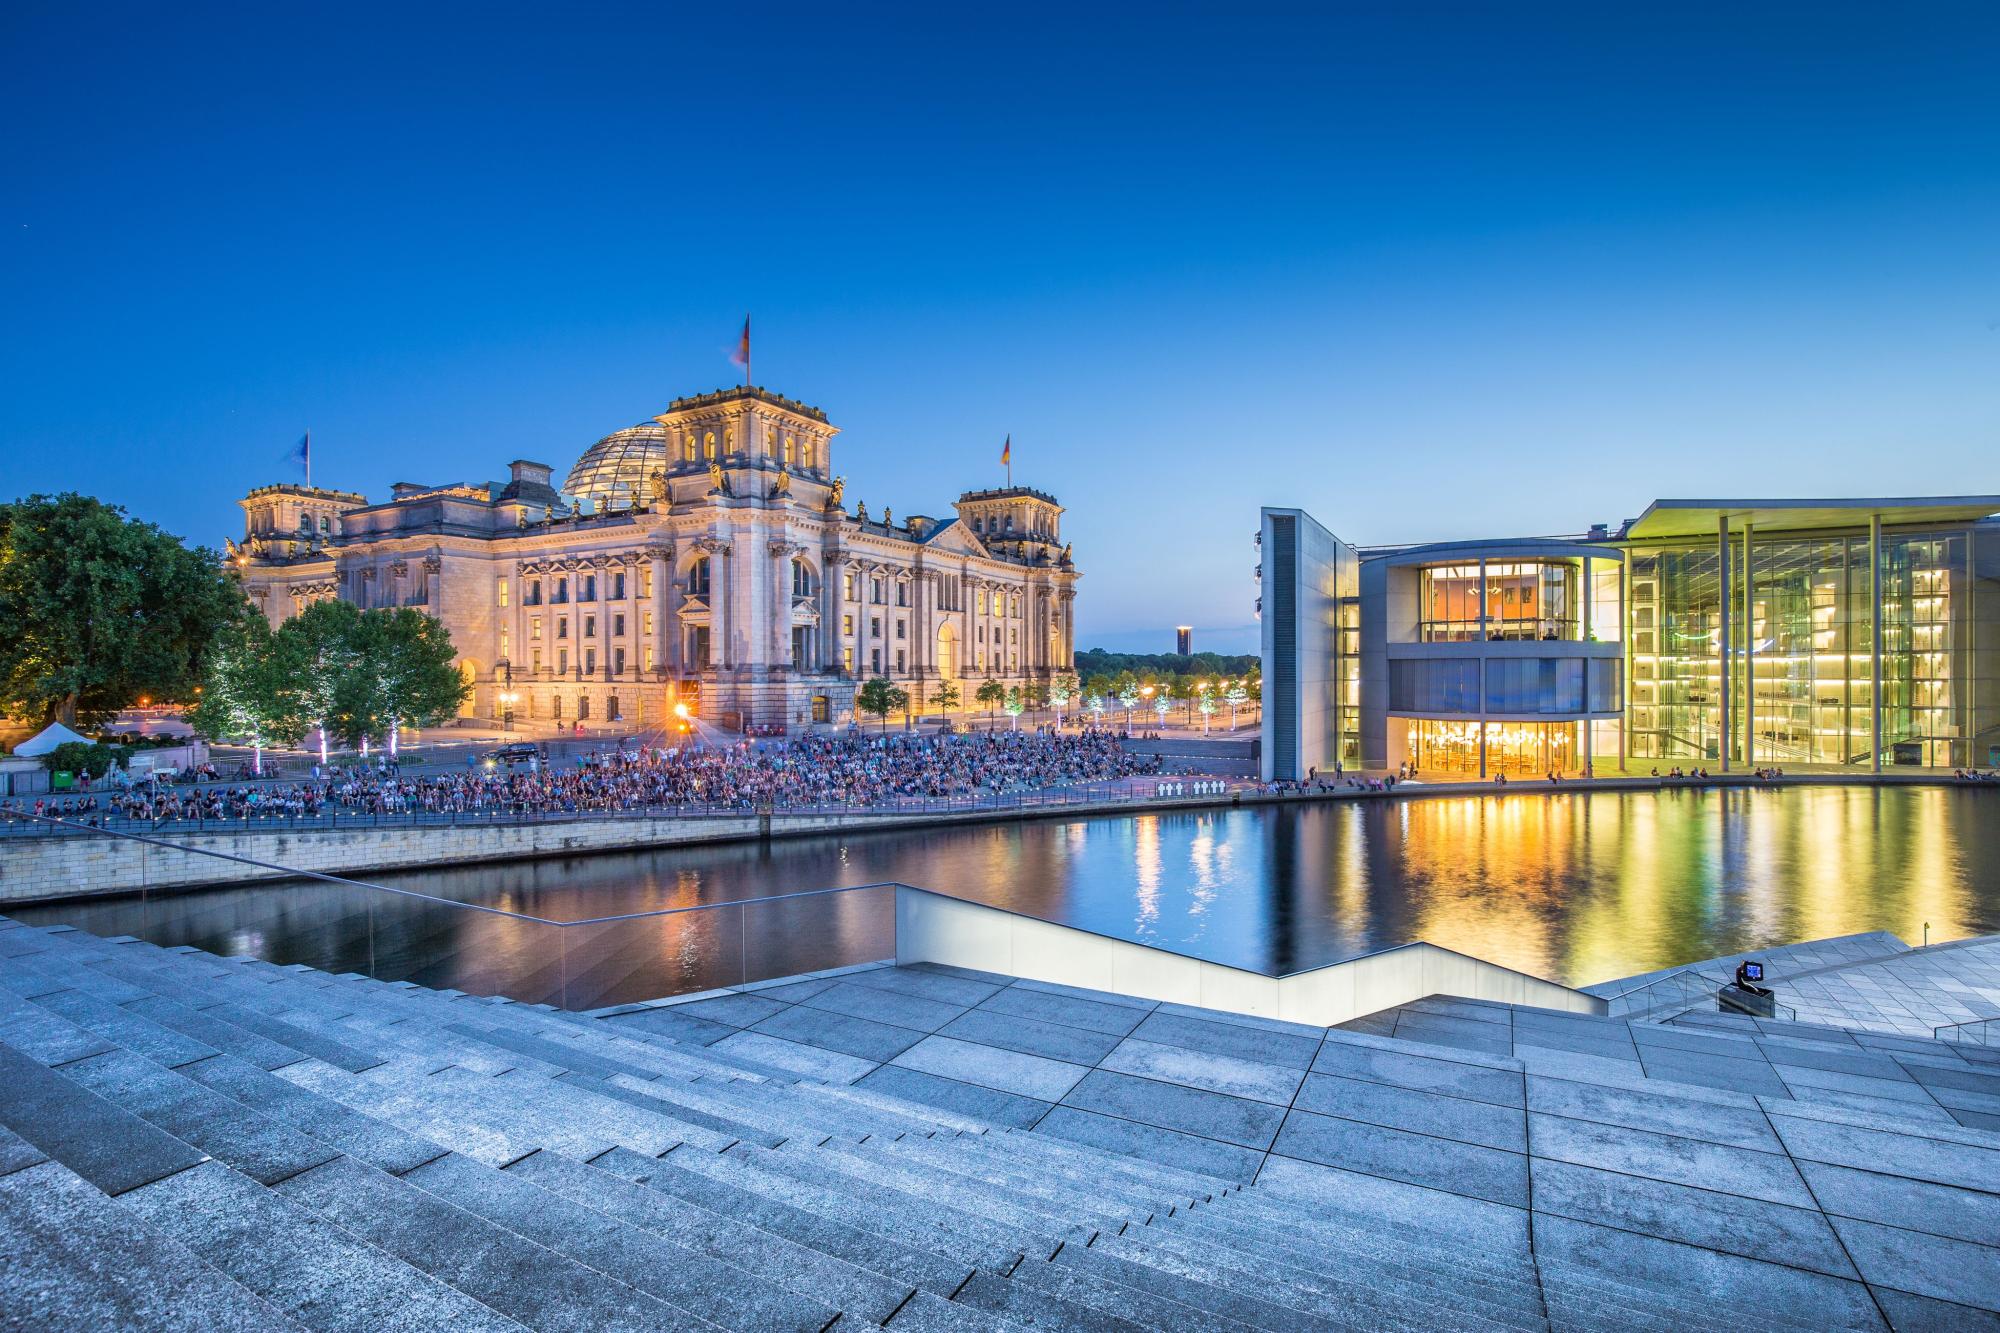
[827,476,845,509]
[708,460,729,495]
[647,468,668,503]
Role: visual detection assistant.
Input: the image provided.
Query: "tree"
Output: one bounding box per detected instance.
[1049,673,1078,726]
[856,676,907,732]
[0,493,245,726]
[276,600,363,764]
[341,609,468,758]
[975,678,1006,726]
[1197,688,1218,734]
[929,678,961,715]
[1116,677,1140,733]
[189,612,307,774]
[1003,687,1024,730]
[1226,682,1248,730]
[40,740,128,780]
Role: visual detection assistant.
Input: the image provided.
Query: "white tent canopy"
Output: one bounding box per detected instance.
[12,722,94,757]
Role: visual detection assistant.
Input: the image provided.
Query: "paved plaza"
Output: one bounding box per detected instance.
[2,915,1998,1327]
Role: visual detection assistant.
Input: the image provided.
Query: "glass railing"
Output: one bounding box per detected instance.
[1600,966,1797,1023]
[1934,1017,1997,1047]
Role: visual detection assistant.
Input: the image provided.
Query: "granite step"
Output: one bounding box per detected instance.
[0,1037,209,1196]
[879,1289,1026,1330]
[952,1267,1152,1332]
[28,983,228,1066]
[179,1053,452,1176]
[1001,1253,1267,1332]
[785,1137,1099,1252]
[1105,1210,1546,1333]
[272,1153,710,1333]
[501,1146,915,1324]
[405,1150,837,1332]
[57,1046,343,1187]
[985,1125,1234,1200]
[878,1128,1202,1217]
[120,1158,527,1332]
[658,1140,1034,1273]
[0,1156,303,1331]
[561,1072,794,1147]
[0,989,116,1066]
[580,1143,977,1300]
[846,1133,1163,1235]
[1159,1202,1551,1321]
[1051,1233,1400,1333]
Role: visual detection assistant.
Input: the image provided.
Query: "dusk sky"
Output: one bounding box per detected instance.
[4,4,1998,654]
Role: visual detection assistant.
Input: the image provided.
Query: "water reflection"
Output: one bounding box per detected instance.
[17,787,1997,1008]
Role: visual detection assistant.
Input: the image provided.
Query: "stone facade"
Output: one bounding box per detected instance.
[232,386,1079,730]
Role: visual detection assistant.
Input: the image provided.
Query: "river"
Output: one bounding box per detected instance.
[15,785,1997,1010]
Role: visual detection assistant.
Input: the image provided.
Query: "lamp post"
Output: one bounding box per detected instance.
[497,659,515,732]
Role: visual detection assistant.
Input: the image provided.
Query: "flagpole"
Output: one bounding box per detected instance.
[305,429,311,489]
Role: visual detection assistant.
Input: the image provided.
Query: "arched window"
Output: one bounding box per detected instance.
[685,556,711,597]
[683,434,695,462]
[703,432,717,461]
[802,440,816,469]
[791,558,815,598]
[782,436,794,466]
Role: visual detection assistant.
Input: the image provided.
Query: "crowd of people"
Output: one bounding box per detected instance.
[4,729,1161,827]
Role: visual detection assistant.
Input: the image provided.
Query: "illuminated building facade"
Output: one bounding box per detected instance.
[1261,497,2000,778]
[231,386,1078,732]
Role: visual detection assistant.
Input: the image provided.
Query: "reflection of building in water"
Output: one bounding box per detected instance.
[1261,497,2000,777]
[231,386,1079,732]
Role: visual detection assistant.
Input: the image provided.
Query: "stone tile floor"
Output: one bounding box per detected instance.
[1589,931,2000,1039]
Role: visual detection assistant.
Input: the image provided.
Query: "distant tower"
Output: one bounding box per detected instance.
[1176,625,1192,655]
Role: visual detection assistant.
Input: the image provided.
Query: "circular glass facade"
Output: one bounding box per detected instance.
[563,423,674,508]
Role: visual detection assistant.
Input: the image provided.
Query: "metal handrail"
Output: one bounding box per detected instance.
[1600,964,1796,1023]
[1933,1016,1997,1046]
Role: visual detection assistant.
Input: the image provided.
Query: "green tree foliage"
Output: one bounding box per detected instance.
[974,678,1006,721]
[188,612,308,774]
[856,676,907,731]
[928,678,961,713]
[1003,686,1024,729]
[276,600,363,762]
[0,493,246,726]
[39,740,129,778]
[339,609,468,755]
[1074,648,1258,680]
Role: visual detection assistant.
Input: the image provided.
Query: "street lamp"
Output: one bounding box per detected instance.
[497,659,516,732]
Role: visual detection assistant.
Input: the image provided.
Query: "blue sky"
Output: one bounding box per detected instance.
[4,3,1997,654]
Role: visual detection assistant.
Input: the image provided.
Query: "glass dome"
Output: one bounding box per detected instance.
[563,423,674,508]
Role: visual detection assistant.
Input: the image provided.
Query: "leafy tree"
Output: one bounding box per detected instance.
[276,600,363,763]
[39,739,129,779]
[1079,673,1113,706]
[1073,648,1259,681]
[856,676,907,732]
[189,612,308,774]
[974,678,1006,724]
[1115,677,1140,732]
[929,678,961,714]
[1003,686,1024,730]
[1049,672,1078,724]
[1225,682,1249,730]
[339,609,468,757]
[1197,688,1218,733]
[0,493,245,726]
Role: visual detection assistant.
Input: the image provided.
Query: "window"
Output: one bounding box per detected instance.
[792,559,814,598]
[557,618,569,640]
[842,614,854,635]
[871,577,885,604]
[896,620,906,640]
[642,610,653,638]
[531,617,543,641]
[871,648,882,673]
[870,616,882,638]
[497,579,510,607]
[895,582,908,607]
[614,647,625,673]
[613,614,625,637]
[584,615,596,638]
[578,694,591,720]
[703,432,716,460]
[525,580,542,605]
[585,648,597,674]
[608,695,622,721]
[558,648,569,673]
[685,557,710,597]
[553,578,568,604]
[1009,628,1017,644]
[612,572,626,599]
[844,570,857,599]
[683,434,696,462]
[644,645,655,670]
[499,629,510,660]
[782,436,793,466]
[582,575,597,602]
[896,649,906,672]
[803,440,815,469]
[531,649,542,672]
[843,647,854,672]
[640,565,652,597]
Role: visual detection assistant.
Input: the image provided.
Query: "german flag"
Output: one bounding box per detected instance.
[1000,434,1011,466]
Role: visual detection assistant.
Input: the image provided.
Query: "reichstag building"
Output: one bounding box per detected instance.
[231,386,1079,731]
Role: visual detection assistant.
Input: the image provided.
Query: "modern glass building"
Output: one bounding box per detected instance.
[1261,497,2000,779]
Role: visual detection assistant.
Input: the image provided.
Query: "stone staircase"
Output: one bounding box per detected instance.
[1,915,1992,1329]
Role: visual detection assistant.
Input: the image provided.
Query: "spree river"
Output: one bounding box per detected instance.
[17,785,1998,1010]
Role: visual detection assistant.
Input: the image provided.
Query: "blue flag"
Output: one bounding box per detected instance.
[287,431,311,485]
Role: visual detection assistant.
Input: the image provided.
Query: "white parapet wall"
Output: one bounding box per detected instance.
[895,885,1606,1026]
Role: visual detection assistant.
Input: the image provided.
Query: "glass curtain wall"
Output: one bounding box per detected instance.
[1626,548,1723,762]
[1408,720,1577,775]
[1747,538,1873,766]
[1486,563,1576,641]
[1337,598,1362,765]
[1417,565,1482,641]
